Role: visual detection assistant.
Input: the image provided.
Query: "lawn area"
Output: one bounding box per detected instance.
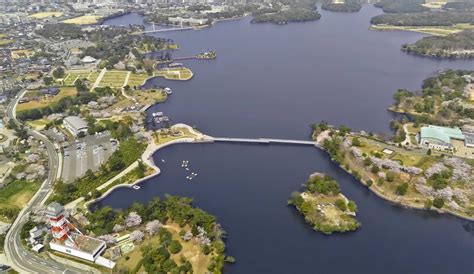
[156,67,193,81]
[63,15,103,25]
[98,70,129,88]
[63,70,97,86]
[126,73,151,88]
[26,119,49,130]
[0,180,40,218]
[28,12,63,19]
[0,39,13,46]
[16,87,77,112]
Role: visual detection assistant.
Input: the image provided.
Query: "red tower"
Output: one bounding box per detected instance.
[45,202,80,244]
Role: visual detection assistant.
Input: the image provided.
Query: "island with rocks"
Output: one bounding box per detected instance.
[288,173,360,235]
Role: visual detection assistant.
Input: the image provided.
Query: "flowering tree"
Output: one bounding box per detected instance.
[145,220,162,235]
[125,212,142,228]
[98,234,116,245]
[130,230,145,243]
[113,224,124,233]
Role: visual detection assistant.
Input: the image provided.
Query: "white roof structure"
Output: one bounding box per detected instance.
[63,116,88,137]
[81,56,97,63]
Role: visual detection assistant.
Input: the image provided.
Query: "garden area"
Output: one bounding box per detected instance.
[63,70,99,86]
[156,67,193,81]
[98,70,129,88]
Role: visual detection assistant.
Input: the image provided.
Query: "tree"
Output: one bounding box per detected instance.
[168,240,182,254]
[338,124,351,136]
[366,180,373,187]
[424,199,432,209]
[113,224,124,233]
[53,67,65,78]
[145,220,162,235]
[386,171,396,182]
[395,183,408,196]
[43,76,53,86]
[125,212,142,227]
[433,197,444,209]
[347,200,358,212]
[352,137,362,147]
[130,230,145,242]
[335,199,347,211]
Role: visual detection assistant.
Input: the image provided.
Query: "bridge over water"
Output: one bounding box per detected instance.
[212,137,317,146]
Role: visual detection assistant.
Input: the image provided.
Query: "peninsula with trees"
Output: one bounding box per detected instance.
[288,173,360,235]
[251,7,321,24]
[321,0,362,13]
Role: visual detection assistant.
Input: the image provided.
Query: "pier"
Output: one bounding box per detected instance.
[212,137,316,146]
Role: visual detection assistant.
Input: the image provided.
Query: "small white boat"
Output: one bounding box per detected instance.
[132,185,140,190]
[185,167,190,171]
[161,159,165,163]
[164,87,172,95]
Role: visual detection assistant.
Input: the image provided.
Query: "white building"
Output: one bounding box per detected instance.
[418,125,465,152]
[46,202,114,268]
[63,116,89,137]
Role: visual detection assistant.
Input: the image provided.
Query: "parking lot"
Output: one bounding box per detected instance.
[61,131,118,183]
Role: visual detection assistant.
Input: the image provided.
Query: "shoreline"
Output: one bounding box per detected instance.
[85,125,474,222]
[315,131,474,222]
[84,124,213,209]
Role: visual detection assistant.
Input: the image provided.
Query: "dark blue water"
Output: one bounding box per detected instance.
[100,6,474,274]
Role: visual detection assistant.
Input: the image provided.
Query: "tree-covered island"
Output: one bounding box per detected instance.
[288,173,360,235]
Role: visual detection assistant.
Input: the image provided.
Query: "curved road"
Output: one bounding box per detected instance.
[4,90,86,273]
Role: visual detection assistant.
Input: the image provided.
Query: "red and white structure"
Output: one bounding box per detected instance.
[45,202,113,267]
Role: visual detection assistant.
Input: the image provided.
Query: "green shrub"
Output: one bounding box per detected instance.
[433,198,444,209]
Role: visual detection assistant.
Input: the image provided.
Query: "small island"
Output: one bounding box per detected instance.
[288,173,360,235]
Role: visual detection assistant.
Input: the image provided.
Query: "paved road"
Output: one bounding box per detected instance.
[4,90,86,273]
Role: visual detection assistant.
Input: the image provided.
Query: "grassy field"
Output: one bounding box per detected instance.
[26,119,49,130]
[126,73,150,88]
[28,12,63,19]
[156,67,193,81]
[0,180,40,216]
[370,24,474,36]
[63,70,98,86]
[63,15,103,25]
[11,49,34,59]
[16,87,77,112]
[421,1,446,9]
[0,38,13,46]
[98,70,129,88]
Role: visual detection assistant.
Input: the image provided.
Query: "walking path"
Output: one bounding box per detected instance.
[91,68,107,90]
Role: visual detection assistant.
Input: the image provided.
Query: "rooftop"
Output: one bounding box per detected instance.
[72,234,105,254]
[420,125,465,144]
[64,116,88,130]
[45,202,64,217]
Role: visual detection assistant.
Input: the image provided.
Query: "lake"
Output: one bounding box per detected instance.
[100,6,474,273]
